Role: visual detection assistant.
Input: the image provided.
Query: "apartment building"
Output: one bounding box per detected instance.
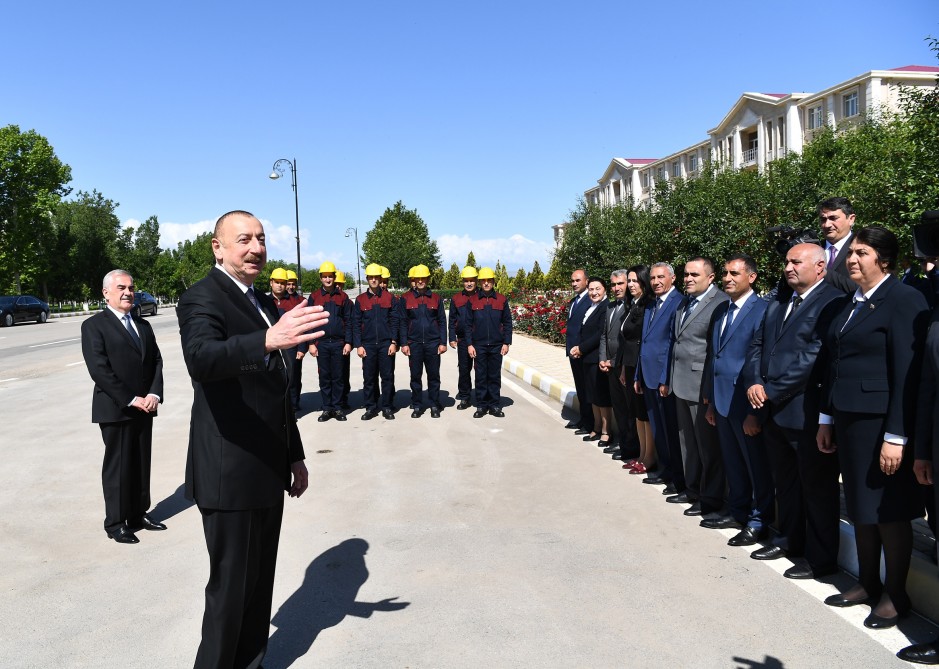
[583,65,939,210]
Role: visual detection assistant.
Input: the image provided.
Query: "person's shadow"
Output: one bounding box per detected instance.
[265,538,409,668]
[149,484,194,524]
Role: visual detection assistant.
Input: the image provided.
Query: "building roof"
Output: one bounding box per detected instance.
[890,65,939,73]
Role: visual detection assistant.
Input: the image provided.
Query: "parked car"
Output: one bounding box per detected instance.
[133,291,159,318]
[0,295,51,326]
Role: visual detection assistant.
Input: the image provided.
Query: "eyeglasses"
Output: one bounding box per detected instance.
[819,214,841,222]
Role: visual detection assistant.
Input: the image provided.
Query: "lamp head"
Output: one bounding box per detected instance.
[268,171,280,180]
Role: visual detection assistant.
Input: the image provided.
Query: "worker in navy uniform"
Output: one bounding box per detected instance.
[466,267,513,418]
[300,261,353,422]
[449,266,479,410]
[401,264,447,418]
[269,267,305,411]
[353,263,400,420]
[335,270,353,412]
[380,266,398,412]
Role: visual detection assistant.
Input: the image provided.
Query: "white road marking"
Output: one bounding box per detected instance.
[66,361,85,367]
[28,338,80,348]
[0,378,19,383]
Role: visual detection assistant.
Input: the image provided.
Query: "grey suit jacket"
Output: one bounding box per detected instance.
[668,286,729,402]
[598,300,626,365]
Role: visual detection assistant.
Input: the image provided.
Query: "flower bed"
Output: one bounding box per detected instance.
[509,289,569,345]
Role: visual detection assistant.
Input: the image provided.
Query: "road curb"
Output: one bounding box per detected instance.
[502,355,579,412]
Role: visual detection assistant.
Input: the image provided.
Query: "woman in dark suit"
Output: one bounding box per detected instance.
[572,277,612,444]
[620,265,655,474]
[816,226,929,629]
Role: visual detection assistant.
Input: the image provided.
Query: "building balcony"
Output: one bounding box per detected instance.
[741,147,758,166]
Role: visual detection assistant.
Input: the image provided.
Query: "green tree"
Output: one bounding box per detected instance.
[527,260,545,291]
[464,251,477,270]
[173,232,215,292]
[130,216,164,290]
[362,201,441,287]
[429,267,445,290]
[443,262,461,289]
[494,262,512,295]
[0,125,72,295]
[48,191,122,299]
[513,267,527,291]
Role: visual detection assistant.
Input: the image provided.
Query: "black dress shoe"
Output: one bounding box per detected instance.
[642,477,666,485]
[700,517,742,530]
[334,411,347,422]
[382,409,395,420]
[864,611,903,629]
[317,412,332,422]
[574,429,591,436]
[661,484,678,495]
[728,526,766,547]
[135,515,167,531]
[582,434,600,441]
[611,452,624,460]
[109,527,140,544]
[565,421,581,429]
[683,502,703,516]
[473,409,487,418]
[750,545,786,560]
[411,408,424,418]
[458,400,472,410]
[597,440,611,447]
[897,640,939,664]
[784,564,837,580]
[361,409,379,420]
[488,408,505,417]
[665,492,692,504]
[824,592,874,608]
[602,446,618,454]
[430,407,441,418]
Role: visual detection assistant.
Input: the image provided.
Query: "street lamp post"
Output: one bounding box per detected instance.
[268,158,302,288]
[345,227,362,294]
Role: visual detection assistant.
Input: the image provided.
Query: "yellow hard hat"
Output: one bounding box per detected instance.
[407,266,416,279]
[380,266,391,280]
[412,264,431,279]
[319,261,337,275]
[285,270,298,281]
[270,268,288,281]
[477,267,495,280]
[365,263,383,277]
[461,266,478,279]
[335,271,345,284]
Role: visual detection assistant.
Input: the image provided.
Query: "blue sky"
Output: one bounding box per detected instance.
[3,1,936,277]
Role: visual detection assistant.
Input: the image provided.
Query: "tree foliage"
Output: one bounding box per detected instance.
[361,201,441,288]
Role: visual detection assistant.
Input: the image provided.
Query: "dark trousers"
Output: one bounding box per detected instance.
[195,502,284,669]
[99,418,152,535]
[341,352,351,407]
[456,340,473,401]
[642,384,681,487]
[763,416,841,570]
[569,357,594,430]
[362,342,395,410]
[608,365,638,451]
[315,340,343,411]
[286,346,301,410]
[473,344,503,409]
[408,342,442,408]
[715,411,774,529]
[675,397,724,512]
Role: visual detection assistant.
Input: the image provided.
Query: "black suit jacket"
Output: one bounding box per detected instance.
[821,234,857,294]
[177,267,304,511]
[820,275,929,437]
[744,281,841,431]
[578,301,609,364]
[565,292,590,355]
[81,309,163,423]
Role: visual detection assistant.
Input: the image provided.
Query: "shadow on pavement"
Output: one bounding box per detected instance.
[265,538,410,668]
[150,484,194,524]
[732,655,785,669]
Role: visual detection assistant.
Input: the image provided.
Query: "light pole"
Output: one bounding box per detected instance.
[345,227,362,294]
[268,158,302,288]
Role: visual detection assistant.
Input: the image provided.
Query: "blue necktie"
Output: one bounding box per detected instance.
[720,303,738,345]
[123,314,142,350]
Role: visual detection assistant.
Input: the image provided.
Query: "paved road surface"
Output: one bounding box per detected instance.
[0,309,935,668]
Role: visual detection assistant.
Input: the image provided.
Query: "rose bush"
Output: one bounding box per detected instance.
[510,289,569,345]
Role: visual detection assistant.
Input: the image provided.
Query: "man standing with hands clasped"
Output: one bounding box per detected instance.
[81,269,165,545]
[177,210,329,669]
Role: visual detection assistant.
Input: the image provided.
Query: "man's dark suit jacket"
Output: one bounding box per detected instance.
[177,267,304,511]
[744,281,841,431]
[707,293,767,419]
[565,291,590,355]
[635,289,682,389]
[821,234,857,294]
[81,309,163,422]
[598,300,625,367]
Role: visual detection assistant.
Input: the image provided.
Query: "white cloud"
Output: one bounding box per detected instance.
[437,233,553,271]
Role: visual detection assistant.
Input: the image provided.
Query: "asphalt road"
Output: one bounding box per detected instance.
[0,309,935,668]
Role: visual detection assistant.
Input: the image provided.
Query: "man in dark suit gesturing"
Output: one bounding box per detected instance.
[81,269,164,545]
[177,210,328,669]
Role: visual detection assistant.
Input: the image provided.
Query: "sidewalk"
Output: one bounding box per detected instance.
[503,333,939,624]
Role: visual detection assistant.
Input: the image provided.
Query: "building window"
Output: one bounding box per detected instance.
[688,153,698,172]
[671,160,680,178]
[843,91,858,118]
[656,167,665,181]
[779,116,786,147]
[807,105,824,130]
[641,172,649,188]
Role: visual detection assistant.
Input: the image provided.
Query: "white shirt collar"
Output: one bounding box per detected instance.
[852,273,890,302]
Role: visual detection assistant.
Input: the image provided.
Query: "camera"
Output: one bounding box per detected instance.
[912,210,939,259]
[765,225,819,257]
